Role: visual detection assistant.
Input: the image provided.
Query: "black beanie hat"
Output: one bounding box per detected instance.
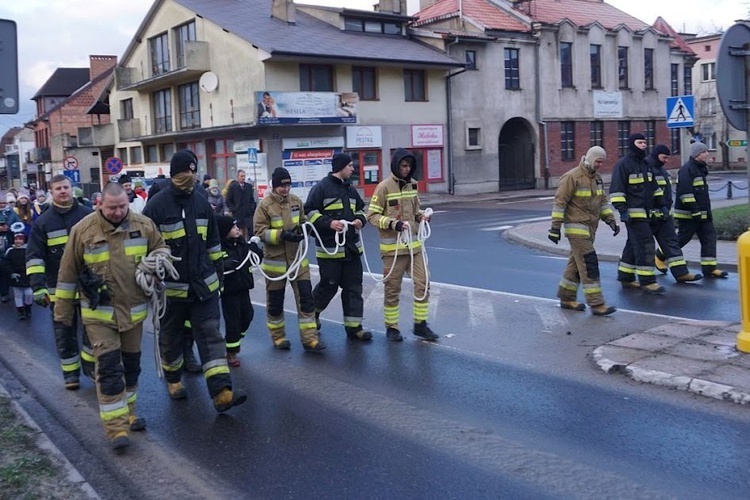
[118,174,132,185]
[216,215,236,238]
[331,153,352,173]
[170,149,198,177]
[650,144,671,161]
[272,167,292,188]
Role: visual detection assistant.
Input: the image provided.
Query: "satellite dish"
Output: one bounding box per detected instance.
[199,72,219,93]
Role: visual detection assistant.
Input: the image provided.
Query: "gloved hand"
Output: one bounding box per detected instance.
[619,211,629,223]
[33,288,51,307]
[547,228,561,245]
[392,220,408,232]
[661,206,670,218]
[249,241,264,261]
[281,228,304,243]
[609,221,620,236]
[78,266,111,311]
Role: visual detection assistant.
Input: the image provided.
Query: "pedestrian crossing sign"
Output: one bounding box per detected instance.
[666,95,694,128]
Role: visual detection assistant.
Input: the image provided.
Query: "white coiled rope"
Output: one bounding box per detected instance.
[135,248,181,379]
[244,208,433,300]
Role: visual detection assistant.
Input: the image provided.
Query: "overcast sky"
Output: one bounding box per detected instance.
[0,0,746,132]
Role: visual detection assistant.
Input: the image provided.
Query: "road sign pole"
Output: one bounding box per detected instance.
[737,47,750,353]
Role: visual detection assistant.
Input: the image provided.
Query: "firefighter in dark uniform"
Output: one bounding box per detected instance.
[55,182,167,450]
[26,174,94,389]
[609,133,667,294]
[254,167,325,352]
[673,141,729,278]
[304,153,371,341]
[142,150,247,412]
[647,144,703,283]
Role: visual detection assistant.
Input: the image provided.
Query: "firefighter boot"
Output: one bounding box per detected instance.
[315,310,322,331]
[413,321,439,341]
[111,431,130,451]
[654,255,668,274]
[213,388,248,413]
[707,269,729,279]
[560,300,586,311]
[167,382,187,400]
[642,283,666,294]
[64,373,80,390]
[24,305,32,319]
[386,327,403,342]
[620,281,641,290]
[183,338,202,374]
[16,307,26,320]
[302,339,327,352]
[346,326,372,341]
[676,273,703,283]
[129,415,147,432]
[591,304,617,316]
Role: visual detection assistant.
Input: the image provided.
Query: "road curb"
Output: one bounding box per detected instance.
[0,383,100,499]
[592,320,750,406]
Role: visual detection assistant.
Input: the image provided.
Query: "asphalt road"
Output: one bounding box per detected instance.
[0,179,748,498]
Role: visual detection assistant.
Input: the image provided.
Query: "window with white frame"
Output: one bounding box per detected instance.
[701,62,716,82]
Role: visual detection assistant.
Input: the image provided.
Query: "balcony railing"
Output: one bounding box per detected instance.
[118,118,142,141]
[77,124,115,147]
[116,41,210,92]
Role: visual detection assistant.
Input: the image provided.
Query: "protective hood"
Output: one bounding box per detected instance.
[390,148,417,181]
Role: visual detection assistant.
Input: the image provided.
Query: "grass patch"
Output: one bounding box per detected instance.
[0,396,81,499]
[713,204,750,241]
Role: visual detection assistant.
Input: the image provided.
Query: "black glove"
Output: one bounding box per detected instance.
[619,211,629,223]
[661,206,670,218]
[78,266,111,310]
[393,221,405,232]
[249,241,264,261]
[281,228,304,243]
[609,221,620,236]
[548,228,561,245]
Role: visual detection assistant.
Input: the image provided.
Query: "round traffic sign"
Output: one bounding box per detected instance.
[104,157,124,175]
[717,22,750,131]
[63,156,79,170]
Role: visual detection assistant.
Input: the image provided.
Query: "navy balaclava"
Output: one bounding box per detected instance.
[627,133,647,157]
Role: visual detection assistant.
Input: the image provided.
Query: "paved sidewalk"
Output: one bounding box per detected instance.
[441,187,748,405]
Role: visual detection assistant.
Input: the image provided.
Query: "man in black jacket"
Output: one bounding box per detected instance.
[673,141,729,278]
[225,169,256,239]
[26,174,94,389]
[304,153,371,341]
[143,150,246,413]
[609,133,667,294]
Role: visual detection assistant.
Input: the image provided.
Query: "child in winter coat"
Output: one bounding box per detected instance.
[5,223,32,319]
[217,216,263,367]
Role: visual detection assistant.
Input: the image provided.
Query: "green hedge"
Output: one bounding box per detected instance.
[713,204,750,241]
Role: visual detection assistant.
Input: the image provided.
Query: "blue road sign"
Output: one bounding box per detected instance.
[666,95,695,128]
[247,147,258,163]
[63,170,80,184]
[105,156,123,175]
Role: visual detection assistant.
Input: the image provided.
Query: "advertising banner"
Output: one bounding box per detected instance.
[256,91,358,125]
[593,91,623,118]
[282,148,339,200]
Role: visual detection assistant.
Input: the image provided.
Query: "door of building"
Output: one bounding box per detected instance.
[346,149,381,197]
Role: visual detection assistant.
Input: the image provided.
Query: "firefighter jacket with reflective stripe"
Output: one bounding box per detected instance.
[26,199,92,296]
[142,184,224,302]
[253,191,309,278]
[304,173,366,259]
[646,157,674,209]
[54,210,167,331]
[609,151,665,220]
[551,162,615,239]
[674,157,711,220]
[221,237,255,294]
[366,173,424,256]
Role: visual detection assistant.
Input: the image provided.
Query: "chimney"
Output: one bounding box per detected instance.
[272,0,296,24]
[89,55,117,81]
[378,0,407,13]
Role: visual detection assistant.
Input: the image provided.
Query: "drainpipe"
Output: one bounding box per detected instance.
[533,23,549,189]
[446,37,466,195]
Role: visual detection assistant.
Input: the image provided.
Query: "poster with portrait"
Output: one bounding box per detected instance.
[256,91,358,125]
